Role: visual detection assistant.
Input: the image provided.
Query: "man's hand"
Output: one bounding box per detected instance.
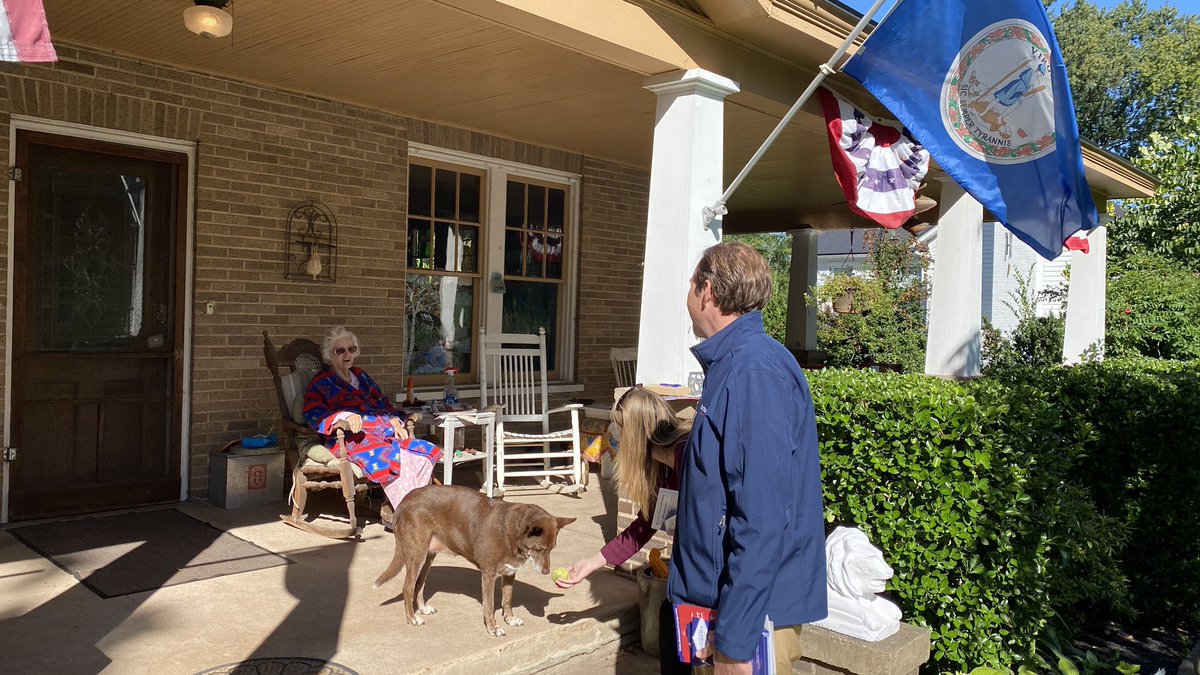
[389,416,410,440]
[713,649,752,675]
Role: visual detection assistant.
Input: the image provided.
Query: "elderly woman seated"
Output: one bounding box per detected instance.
[303,326,441,527]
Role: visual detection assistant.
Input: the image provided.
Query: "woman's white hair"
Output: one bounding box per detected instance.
[321,325,359,364]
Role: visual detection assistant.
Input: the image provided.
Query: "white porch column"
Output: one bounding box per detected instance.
[636,69,739,388]
[785,229,819,357]
[1062,218,1109,364]
[924,179,984,377]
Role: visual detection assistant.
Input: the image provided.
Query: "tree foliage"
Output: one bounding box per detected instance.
[1048,0,1200,158]
[726,232,792,342]
[1106,253,1200,360]
[1107,114,1200,269]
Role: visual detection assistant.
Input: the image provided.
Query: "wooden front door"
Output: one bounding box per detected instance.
[8,131,187,520]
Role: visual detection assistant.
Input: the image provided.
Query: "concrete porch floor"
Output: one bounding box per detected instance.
[0,470,661,675]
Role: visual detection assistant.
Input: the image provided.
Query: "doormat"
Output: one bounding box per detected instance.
[9,508,291,598]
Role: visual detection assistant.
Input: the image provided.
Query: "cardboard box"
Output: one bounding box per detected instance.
[209,446,285,509]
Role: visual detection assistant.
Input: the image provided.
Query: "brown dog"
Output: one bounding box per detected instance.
[373,484,576,636]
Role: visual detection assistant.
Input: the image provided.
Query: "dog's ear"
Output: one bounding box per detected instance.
[556,517,576,530]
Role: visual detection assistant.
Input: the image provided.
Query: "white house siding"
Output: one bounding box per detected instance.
[816,228,870,282]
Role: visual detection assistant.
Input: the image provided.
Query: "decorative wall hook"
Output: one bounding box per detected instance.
[285,200,337,282]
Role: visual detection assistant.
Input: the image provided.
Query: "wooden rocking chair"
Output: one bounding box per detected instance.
[263,331,390,539]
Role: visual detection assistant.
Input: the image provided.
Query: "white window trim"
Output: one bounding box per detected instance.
[409,143,582,382]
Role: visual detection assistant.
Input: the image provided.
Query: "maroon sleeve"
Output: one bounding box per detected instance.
[599,440,687,565]
[600,515,657,565]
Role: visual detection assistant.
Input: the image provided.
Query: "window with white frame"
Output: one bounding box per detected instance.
[403,147,579,385]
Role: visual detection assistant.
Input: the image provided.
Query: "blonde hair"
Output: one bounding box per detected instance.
[321,325,359,364]
[612,386,692,520]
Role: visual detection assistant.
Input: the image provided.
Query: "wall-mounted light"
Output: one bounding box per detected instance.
[184,0,233,39]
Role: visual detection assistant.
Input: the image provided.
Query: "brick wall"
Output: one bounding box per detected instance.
[0,42,648,499]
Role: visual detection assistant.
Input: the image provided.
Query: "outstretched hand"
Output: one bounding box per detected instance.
[555,551,608,589]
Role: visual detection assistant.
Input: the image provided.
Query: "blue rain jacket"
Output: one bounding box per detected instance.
[667,311,827,661]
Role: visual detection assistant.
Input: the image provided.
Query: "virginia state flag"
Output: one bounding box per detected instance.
[842,0,1097,260]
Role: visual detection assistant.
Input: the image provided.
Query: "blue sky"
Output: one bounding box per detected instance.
[838,0,1197,16]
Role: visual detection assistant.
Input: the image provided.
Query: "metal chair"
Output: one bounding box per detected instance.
[610,346,638,388]
[480,327,585,495]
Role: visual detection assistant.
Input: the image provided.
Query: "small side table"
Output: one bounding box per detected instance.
[431,411,496,497]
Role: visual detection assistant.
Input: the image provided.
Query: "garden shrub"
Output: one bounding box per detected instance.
[808,369,1124,673]
[1106,254,1200,360]
[1038,357,1200,625]
[812,232,930,373]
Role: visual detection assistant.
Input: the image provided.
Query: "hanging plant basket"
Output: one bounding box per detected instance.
[833,291,856,314]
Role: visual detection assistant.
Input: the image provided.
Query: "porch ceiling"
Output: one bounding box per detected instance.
[43,0,858,230]
[39,0,1147,235]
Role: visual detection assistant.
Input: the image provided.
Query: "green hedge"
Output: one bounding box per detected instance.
[1048,357,1200,624]
[808,368,1131,673]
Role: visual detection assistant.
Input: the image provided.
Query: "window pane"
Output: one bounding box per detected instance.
[504,229,524,276]
[405,274,474,376]
[544,232,564,279]
[433,221,456,271]
[409,165,432,217]
[502,280,558,371]
[547,188,565,232]
[460,225,479,273]
[407,218,432,270]
[505,181,524,228]
[459,173,481,223]
[527,185,545,230]
[434,168,457,219]
[526,233,545,278]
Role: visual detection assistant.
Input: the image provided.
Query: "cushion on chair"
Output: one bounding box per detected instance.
[280,367,318,425]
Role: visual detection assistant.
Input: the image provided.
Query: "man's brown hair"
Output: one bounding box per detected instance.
[691,241,772,315]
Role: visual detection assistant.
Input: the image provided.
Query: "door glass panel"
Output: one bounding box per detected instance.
[404,274,474,376]
[502,280,558,371]
[36,168,149,352]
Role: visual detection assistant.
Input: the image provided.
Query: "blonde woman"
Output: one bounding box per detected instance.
[556,385,691,671]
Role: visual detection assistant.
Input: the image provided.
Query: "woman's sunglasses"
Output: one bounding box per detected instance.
[334,345,359,355]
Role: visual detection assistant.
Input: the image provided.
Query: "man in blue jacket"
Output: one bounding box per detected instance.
[668,241,827,674]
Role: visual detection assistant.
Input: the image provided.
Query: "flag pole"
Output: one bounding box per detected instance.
[701,0,897,229]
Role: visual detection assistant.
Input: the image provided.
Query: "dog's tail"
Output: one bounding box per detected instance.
[374,548,404,588]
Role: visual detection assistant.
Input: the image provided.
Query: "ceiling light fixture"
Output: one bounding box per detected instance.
[184,0,233,39]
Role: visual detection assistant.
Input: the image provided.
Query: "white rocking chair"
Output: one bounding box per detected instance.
[480,327,585,495]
